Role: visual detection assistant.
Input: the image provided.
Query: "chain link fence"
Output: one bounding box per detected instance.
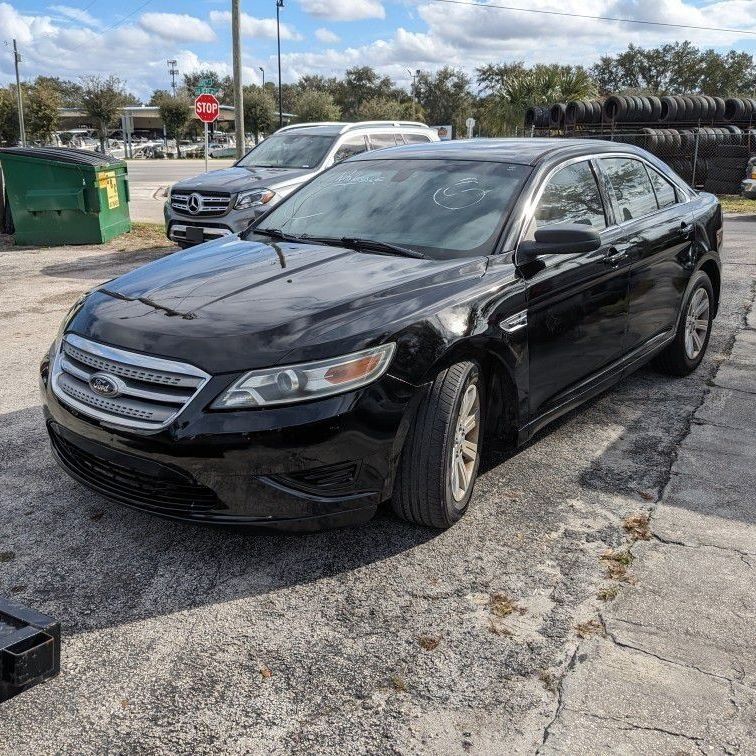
[525,96,756,194]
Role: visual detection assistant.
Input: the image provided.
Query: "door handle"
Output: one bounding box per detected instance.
[680,222,694,236]
[602,247,628,266]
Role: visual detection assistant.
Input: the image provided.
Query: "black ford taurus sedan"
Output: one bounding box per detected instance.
[41,139,723,530]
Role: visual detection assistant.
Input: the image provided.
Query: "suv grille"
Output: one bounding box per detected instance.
[51,334,210,432]
[49,425,223,515]
[171,191,231,217]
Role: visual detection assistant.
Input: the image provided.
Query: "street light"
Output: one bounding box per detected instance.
[276,0,284,128]
[259,67,265,88]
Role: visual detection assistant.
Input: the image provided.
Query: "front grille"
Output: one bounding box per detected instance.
[50,426,223,514]
[51,334,210,432]
[171,191,231,217]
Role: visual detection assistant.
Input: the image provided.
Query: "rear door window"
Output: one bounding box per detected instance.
[526,160,607,239]
[333,135,368,163]
[402,133,432,144]
[646,166,679,209]
[369,133,399,150]
[600,157,658,222]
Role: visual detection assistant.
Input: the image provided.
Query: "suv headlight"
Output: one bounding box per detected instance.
[235,188,276,210]
[211,343,395,409]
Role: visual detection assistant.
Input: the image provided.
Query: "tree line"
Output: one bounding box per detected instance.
[1,42,753,149]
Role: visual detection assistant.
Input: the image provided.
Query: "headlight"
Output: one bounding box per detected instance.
[54,291,90,352]
[211,343,396,409]
[235,188,276,210]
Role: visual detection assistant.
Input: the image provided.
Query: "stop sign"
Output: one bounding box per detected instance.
[195,93,220,123]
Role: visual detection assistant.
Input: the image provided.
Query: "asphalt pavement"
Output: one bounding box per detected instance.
[127,158,234,224]
[0,217,754,754]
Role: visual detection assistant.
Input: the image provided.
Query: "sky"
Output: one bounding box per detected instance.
[1,0,755,100]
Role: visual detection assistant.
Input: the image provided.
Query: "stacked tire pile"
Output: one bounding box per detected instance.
[525,94,755,193]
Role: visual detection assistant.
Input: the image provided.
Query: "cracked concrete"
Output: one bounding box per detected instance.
[0,216,754,754]
[541,216,756,755]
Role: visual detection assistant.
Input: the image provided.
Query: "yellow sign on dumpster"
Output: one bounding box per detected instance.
[98,171,119,209]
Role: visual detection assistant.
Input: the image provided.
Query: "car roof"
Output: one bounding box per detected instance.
[275,122,435,137]
[348,138,651,166]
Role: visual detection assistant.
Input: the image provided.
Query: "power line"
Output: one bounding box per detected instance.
[96,0,153,35]
[427,0,756,36]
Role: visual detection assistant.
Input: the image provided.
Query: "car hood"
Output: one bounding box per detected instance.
[172,166,314,193]
[69,235,487,374]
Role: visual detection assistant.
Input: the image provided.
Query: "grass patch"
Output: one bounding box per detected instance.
[623,513,652,541]
[718,195,755,214]
[111,222,174,252]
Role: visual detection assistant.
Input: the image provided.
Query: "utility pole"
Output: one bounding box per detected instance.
[12,40,26,147]
[407,68,420,121]
[276,0,284,129]
[167,60,179,96]
[259,67,265,88]
[231,0,245,159]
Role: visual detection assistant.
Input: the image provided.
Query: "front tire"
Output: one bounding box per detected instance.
[654,271,714,376]
[392,361,483,528]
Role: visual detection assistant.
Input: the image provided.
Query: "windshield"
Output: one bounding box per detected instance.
[253,158,530,259]
[237,133,335,169]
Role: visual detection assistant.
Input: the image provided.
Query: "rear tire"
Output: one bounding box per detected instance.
[392,361,483,528]
[654,271,714,376]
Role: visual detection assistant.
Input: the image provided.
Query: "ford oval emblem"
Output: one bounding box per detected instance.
[89,372,121,398]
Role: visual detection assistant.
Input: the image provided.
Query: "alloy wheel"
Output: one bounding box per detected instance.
[684,287,710,360]
[450,382,480,502]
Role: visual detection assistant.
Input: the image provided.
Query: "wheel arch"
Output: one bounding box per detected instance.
[698,258,721,317]
[421,338,522,449]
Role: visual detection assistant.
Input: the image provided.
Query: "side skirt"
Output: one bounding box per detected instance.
[518,330,674,445]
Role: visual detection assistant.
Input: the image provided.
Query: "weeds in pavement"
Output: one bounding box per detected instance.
[391,675,408,692]
[575,619,604,638]
[538,669,559,693]
[597,586,619,601]
[600,548,635,582]
[418,635,441,651]
[487,620,513,637]
[623,513,652,541]
[489,593,525,619]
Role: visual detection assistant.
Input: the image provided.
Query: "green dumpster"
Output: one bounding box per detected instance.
[0,147,131,246]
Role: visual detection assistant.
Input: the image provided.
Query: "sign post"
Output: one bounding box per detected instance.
[194,93,220,172]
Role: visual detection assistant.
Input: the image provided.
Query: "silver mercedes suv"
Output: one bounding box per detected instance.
[164,121,440,247]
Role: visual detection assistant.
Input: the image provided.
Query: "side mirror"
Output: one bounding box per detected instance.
[517,224,602,263]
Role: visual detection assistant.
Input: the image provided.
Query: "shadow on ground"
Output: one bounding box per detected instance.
[0,405,439,637]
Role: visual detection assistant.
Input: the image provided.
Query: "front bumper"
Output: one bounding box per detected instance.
[164,202,272,246]
[40,353,423,531]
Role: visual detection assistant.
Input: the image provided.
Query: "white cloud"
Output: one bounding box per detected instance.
[48,4,99,27]
[298,0,386,21]
[209,10,302,40]
[138,13,216,43]
[315,27,341,44]
[0,2,56,44]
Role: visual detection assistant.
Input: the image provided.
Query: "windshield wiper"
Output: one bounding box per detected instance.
[250,227,302,243]
[305,236,425,259]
